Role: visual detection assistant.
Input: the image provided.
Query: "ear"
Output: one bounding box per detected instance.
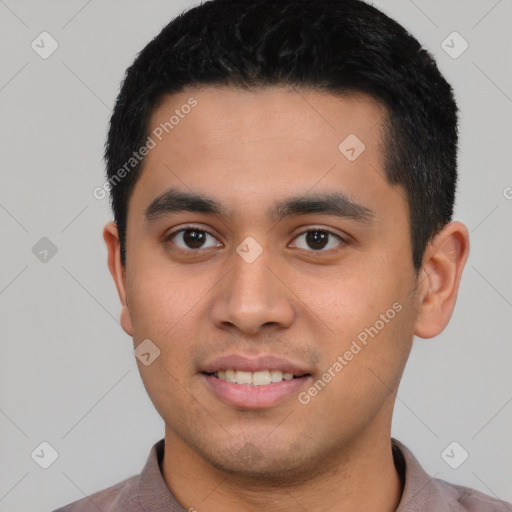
[413,221,470,339]
[103,221,133,336]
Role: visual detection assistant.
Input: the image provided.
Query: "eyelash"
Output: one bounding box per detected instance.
[165,225,347,254]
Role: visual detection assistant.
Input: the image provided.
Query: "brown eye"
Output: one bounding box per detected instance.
[168,228,220,251]
[306,231,329,250]
[292,229,345,252]
[182,229,207,248]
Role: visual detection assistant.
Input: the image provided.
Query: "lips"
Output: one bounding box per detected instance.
[200,353,313,409]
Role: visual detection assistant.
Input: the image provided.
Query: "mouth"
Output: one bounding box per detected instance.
[203,369,310,386]
[200,354,313,409]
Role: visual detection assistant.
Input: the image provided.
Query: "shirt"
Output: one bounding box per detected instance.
[52,437,512,511]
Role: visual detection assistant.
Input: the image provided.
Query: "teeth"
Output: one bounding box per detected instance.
[235,371,252,385]
[214,369,299,386]
[224,369,236,383]
[270,370,283,382]
[252,370,271,385]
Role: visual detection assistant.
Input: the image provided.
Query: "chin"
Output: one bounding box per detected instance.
[199,439,320,484]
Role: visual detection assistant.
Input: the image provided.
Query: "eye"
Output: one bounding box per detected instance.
[166,226,346,253]
[167,227,222,251]
[290,229,346,252]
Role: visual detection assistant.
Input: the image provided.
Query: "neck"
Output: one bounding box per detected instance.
[161,426,404,512]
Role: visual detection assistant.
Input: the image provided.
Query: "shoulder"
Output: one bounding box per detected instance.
[432,477,512,512]
[392,439,512,512]
[51,474,140,512]
[52,438,176,512]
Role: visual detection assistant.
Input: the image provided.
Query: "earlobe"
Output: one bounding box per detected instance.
[413,221,470,339]
[103,221,133,336]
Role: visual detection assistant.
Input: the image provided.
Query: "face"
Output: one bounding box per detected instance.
[114,86,422,480]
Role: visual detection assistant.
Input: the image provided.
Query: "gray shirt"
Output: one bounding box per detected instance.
[53,438,512,511]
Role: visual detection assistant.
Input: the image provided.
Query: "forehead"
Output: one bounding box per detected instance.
[129,85,404,227]
[148,85,387,161]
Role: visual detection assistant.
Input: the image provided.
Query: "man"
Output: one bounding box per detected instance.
[54,0,511,510]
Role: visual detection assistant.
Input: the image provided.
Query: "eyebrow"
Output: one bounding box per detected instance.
[144,187,375,225]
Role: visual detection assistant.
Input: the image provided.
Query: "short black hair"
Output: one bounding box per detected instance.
[105,0,458,273]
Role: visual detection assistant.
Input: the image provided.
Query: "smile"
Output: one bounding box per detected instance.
[207,369,307,386]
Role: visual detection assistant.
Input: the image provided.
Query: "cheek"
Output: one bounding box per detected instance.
[125,261,204,336]
[304,271,413,391]
[125,290,198,406]
[298,270,389,337]
[127,277,202,417]
[302,304,413,434]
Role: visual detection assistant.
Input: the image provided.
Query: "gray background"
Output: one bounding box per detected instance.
[0,0,511,510]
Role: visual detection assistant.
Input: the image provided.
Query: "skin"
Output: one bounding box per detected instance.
[104,86,469,511]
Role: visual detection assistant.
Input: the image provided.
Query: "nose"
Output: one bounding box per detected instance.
[209,242,295,336]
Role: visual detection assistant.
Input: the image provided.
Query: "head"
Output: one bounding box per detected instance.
[103,0,469,482]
